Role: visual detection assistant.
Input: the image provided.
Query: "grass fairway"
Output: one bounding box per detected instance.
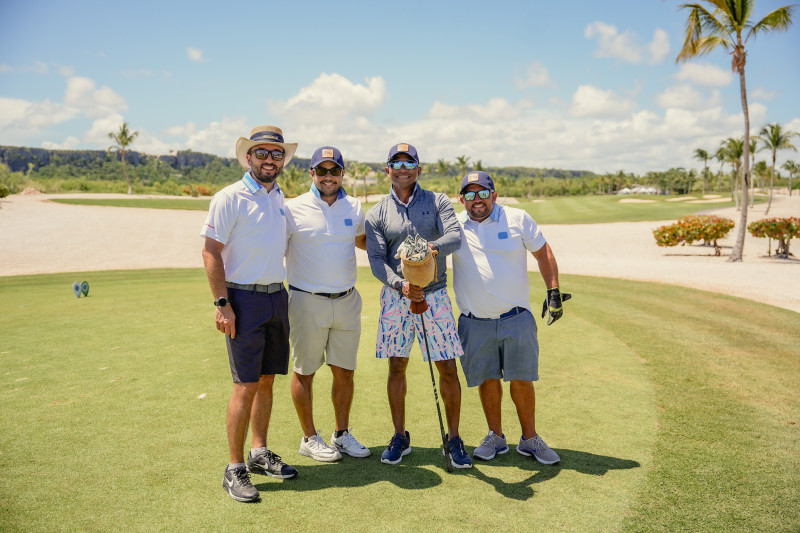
[1,269,798,532]
[49,194,751,224]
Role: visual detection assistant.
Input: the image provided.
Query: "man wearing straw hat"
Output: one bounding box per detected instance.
[365,143,473,469]
[285,146,370,463]
[201,125,299,503]
[452,171,568,466]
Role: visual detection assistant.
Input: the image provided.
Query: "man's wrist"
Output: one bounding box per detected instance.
[393,280,404,291]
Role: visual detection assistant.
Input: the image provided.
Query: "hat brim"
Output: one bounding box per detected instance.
[235,138,298,169]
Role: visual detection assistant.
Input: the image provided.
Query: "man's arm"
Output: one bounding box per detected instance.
[430,193,462,255]
[365,213,404,289]
[531,242,559,289]
[355,234,367,250]
[202,236,236,338]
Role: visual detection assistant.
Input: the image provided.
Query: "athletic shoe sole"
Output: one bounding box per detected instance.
[473,445,509,461]
[380,446,411,465]
[247,465,298,479]
[299,448,341,462]
[443,449,473,469]
[516,446,559,465]
[222,477,260,502]
[334,445,371,458]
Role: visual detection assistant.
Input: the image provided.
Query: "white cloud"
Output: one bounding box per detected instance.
[515,61,556,89]
[270,73,386,124]
[182,116,250,157]
[0,96,78,130]
[585,22,670,64]
[675,62,733,87]
[750,86,780,101]
[0,64,11,73]
[42,136,80,150]
[83,114,126,145]
[187,47,205,63]
[64,76,127,119]
[656,84,722,111]
[570,85,637,117]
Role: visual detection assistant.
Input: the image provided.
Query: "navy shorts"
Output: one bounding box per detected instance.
[226,287,290,383]
[457,309,539,387]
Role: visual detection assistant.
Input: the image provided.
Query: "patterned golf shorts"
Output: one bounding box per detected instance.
[376,286,463,362]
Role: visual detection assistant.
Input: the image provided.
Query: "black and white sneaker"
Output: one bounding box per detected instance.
[222,466,259,503]
[247,449,298,479]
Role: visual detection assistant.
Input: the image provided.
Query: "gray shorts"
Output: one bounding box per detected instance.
[457,309,539,387]
[288,288,362,375]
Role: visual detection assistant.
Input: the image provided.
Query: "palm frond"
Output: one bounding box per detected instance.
[677,3,730,60]
[748,5,796,41]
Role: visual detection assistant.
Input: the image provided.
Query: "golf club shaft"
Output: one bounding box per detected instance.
[420,312,453,473]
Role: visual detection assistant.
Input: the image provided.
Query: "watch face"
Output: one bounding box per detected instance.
[215,297,227,307]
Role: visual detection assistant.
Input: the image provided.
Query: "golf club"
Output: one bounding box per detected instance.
[419,311,454,473]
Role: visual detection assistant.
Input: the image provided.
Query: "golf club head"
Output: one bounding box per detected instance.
[72,281,82,298]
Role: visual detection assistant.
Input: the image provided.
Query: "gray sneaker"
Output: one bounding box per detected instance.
[247,449,299,479]
[222,466,259,502]
[516,434,560,464]
[473,431,509,461]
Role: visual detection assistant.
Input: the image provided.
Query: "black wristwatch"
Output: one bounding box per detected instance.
[213,297,228,308]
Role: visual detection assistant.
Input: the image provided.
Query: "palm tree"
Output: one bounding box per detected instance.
[108,121,139,195]
[677,0,795,261]
[454,155,470,194]
[759,123,799,214]
[693,148,710,193]
[748,137,758,206]
[435,158,450,177]
[782,159,799,197]
[721,137,744,209]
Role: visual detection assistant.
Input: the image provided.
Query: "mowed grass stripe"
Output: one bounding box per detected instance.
[49,194,746,224]
[1,269,797,532]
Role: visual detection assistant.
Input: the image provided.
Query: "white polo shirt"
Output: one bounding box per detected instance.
[285,185,365,293]
[200,172,287,285]
[452,204,546,319]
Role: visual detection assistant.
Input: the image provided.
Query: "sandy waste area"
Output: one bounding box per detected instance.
[1,191,798,314]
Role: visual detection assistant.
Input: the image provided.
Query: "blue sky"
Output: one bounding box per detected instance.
[1,0,798,174]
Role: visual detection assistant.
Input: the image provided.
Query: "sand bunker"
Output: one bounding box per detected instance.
[619,198,656,203]
[687,198,731,203]
[666,197,696,202]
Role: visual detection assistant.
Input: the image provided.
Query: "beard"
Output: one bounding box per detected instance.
[250,162,282,184]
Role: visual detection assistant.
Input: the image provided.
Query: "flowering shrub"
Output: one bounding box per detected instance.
[747,217,800,257]
[653,215,735,256]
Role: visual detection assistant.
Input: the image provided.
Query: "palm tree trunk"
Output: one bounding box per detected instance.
[121,150,132,195]
[766,153,776,215]
[729,65,750,263]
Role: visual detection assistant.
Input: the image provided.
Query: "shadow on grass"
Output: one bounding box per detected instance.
[465,448,640,501]
[250,447,639,501]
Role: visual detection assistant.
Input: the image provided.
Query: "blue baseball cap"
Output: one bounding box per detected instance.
[387,143,419,164]
[310,146,345,169]
[460,171,495,194]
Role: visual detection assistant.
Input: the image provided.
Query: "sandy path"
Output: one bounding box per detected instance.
[2,192,798,313]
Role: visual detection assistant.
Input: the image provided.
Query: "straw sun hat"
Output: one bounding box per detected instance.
[235,125,298,169]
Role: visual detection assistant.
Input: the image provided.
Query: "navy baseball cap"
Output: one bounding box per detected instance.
[460,171,495,194]
[387,143,419,163]
[310,146,345,169]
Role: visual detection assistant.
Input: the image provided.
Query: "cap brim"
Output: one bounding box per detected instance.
[236,138,298,169]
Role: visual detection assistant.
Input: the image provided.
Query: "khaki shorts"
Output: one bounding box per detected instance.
[288,288,362,375]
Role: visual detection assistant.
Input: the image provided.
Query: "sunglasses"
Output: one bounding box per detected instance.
[388,161,419,170]
[250,148,285,161]
[314,167,343,177]
[462,190,492,201]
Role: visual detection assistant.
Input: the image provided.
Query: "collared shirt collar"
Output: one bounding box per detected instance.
[390,183,420,206]
[310,183,347,200]
[242,171,280,194]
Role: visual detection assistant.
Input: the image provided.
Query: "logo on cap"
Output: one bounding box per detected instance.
[397,144,409,152]
[468,172,480,182]
[322,149,334,158]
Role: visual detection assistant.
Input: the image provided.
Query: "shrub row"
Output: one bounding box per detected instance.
[653,215,735,256]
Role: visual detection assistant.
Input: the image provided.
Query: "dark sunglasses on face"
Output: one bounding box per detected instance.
[388,161,419,170]
[250,148,285,161]
[314,167,343,177]
[462,190,492,201]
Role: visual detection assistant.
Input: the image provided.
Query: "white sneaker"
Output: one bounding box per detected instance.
[331,428,371,458]
[299,431,342,462]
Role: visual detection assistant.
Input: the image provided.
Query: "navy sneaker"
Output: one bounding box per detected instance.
[446,435,473,469]
[381,431,411,465]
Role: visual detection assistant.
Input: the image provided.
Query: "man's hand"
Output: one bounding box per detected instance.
[216,306,237,338]
[541,288,571,326]
[402,281,426,302]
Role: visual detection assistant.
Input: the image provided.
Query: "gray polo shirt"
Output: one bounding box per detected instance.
[365,185,462,294]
